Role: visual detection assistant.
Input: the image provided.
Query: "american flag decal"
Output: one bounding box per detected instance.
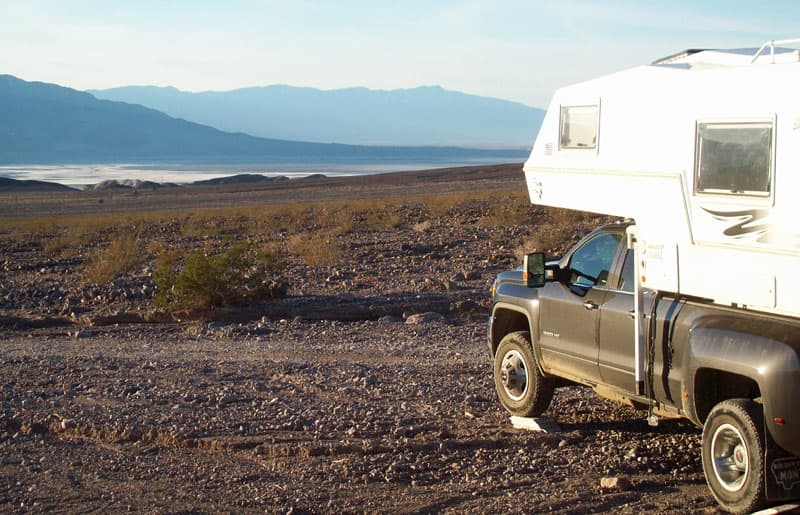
[545,143,553,156]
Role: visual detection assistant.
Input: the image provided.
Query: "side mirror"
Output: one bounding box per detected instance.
[523,252,545,287]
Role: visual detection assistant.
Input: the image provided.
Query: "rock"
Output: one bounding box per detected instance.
[509,416,561,432]
[464,269,482,281]
[361,376,377,387]
[600,476,634,491]
[450,300,481,314]
[218,394,239,406]
[405,312,444,325]
[61,418,77,430]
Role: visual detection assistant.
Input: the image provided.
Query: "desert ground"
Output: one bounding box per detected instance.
[0,164,721,513]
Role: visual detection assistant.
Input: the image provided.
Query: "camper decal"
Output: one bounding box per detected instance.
[531,179,543,200]
[701,207,771,242]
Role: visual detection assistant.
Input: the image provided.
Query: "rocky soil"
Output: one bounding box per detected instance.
[0,165,722,513]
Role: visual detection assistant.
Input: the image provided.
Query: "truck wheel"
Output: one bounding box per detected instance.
[493,331,554,417]
[701,399,767,514]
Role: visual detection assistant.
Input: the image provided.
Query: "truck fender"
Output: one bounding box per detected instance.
[684,319,800,458]
[489,300,545,370]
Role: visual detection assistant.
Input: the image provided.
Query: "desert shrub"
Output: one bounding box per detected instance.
[154,243,285,310]
[418,192,470,218]
[515,230,566,258]
[412,220,432,233]
[287,232,342,266]
[479,194,532,227]
[84,235,142,284]
[363,208,402,230]
[42,235,73,256]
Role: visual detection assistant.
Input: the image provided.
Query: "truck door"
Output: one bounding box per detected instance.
[597,248,636,390]
[538,230,623,383]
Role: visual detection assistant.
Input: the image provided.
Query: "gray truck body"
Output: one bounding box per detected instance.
[488,222,800,501]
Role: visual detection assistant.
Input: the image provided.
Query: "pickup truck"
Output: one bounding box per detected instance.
[488,221,800,514]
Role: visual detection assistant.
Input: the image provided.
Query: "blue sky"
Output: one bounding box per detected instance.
[1,1,798,107]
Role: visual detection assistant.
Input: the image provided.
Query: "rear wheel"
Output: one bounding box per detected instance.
[701,399,767,514]
[493,331,554,417]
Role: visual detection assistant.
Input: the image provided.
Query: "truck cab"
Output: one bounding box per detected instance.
[489,220,800,513]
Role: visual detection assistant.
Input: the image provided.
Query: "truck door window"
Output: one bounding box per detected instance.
[618,250,635,293]
[695,120,773,196]
[568,232,622,287]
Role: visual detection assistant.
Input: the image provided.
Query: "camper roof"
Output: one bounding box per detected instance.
[653,39,800,68]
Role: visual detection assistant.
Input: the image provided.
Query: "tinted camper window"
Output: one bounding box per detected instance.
[695,121,773,196]
[559,105,598,150]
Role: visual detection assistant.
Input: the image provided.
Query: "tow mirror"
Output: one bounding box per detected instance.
[523,252,545,287]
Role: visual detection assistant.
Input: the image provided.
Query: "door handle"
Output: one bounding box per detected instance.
[583,301,599,310]
[627,310,636,319]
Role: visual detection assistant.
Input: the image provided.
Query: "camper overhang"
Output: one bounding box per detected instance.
[523,46,800,317]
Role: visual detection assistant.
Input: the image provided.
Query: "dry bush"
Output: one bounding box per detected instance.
[153,242,286,310]
[42,225,98,257]
[363,208,402,230]
[419,192,470,218]
[287,232,342,266]
[42,234,74,256]
[478,193,531,227]
[515,230,566,258]
[84,235,142,284]
[412,220,432,233]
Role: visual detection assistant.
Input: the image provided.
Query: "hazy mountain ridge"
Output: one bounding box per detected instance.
[89,84,544,147]
[0,75,527,165]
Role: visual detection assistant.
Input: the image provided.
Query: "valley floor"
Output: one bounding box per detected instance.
[0,164,719,513]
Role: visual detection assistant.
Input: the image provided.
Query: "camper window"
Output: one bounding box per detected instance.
[559,105,598,150]
[695,121,773,196]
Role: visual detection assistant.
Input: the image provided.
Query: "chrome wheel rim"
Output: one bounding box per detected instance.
[500,349,528,402]
[711,422,749,492]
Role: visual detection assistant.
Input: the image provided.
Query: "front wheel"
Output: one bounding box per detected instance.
[493,331,554,417]
[701,399,768,514]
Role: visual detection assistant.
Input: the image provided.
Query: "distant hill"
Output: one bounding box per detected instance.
[89,84,544,147]
[0,75,527,165]
[0,176,74,192]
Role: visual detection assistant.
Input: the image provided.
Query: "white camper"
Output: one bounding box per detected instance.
[524,40,800,317]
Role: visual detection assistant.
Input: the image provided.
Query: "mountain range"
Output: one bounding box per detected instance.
[0,75,529,165]
[89,84,544,147]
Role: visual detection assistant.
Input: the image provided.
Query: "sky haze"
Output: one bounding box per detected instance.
[1,1,798,108]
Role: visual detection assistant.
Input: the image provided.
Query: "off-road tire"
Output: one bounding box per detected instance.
[493,331,555,417]
[701,398,767,514]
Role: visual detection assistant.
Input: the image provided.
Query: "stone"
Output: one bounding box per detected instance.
[405,312,444,325]
[464,270,482,281]
[509,416,561,433]
[600,476,634,491]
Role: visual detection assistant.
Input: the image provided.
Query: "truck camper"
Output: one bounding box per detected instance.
[489,40,800,513]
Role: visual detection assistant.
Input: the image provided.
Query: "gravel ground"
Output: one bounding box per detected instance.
[0,165,723,513]
[0,320,716,513]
